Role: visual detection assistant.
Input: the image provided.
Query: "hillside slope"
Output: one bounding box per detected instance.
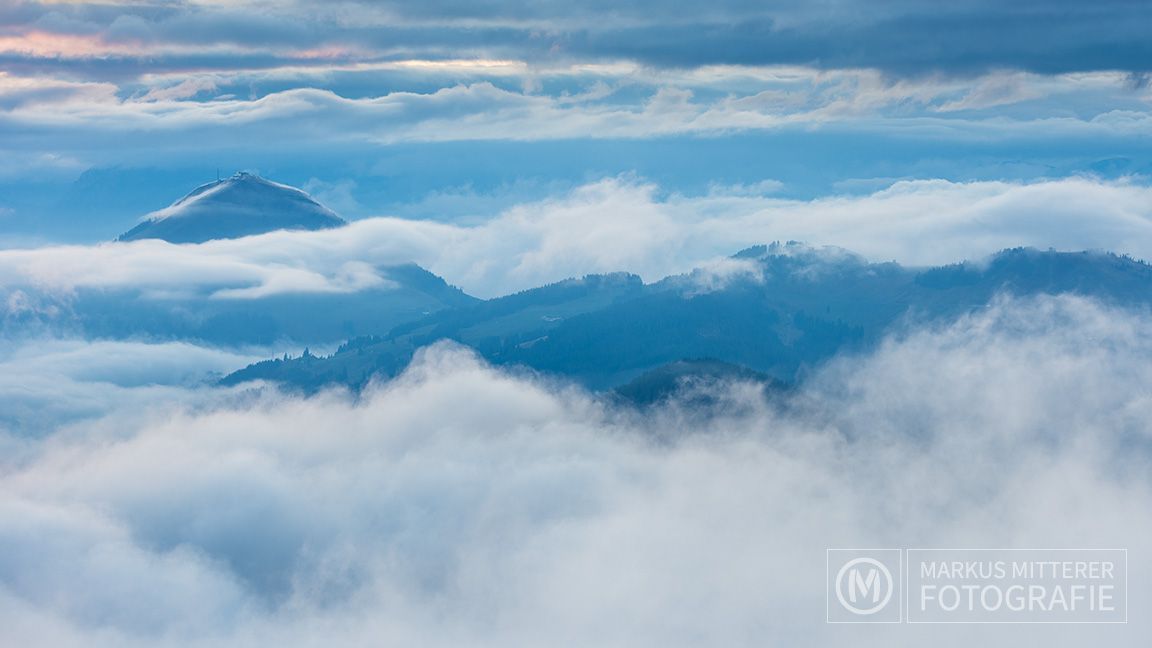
[224,244,1152,391]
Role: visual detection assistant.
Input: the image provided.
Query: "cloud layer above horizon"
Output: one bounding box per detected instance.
[3,175,1152,300]
[2,0,1152,241]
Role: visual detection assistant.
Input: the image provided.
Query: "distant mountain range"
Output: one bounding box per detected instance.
[223,243,1152,397]
[118,172,345,243]
[12,172,1152,401]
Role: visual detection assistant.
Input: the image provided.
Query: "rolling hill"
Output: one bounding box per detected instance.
[223,243,1152,393]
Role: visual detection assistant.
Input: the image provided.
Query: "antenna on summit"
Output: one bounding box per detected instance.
[216,168,220,182]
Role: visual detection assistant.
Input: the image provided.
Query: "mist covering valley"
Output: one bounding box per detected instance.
[4,1,1152,644]
[0,172,1148,646]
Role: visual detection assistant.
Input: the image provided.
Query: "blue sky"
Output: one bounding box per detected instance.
[1,0,1151,243]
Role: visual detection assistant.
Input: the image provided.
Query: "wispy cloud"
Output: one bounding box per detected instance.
[0,337,269,433]
[2,66,1146,138]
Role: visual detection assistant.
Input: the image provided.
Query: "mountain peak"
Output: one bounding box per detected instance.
[117,172,345,244]
[729,242,873,280]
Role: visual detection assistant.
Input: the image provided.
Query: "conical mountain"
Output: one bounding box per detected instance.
[118,172,345,243]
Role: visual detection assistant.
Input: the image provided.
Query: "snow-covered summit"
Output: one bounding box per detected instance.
[118,172,345,243]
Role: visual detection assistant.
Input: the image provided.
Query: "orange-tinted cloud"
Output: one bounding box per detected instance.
[0,30,142,58]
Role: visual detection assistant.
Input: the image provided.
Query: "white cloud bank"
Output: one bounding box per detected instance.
[3,176,1152,299]
[0,295,1149,646]
[1,64,1149,193]
[4,65,1150,144]
[0,339,272,435]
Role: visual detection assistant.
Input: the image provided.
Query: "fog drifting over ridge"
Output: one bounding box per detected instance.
[0,295,1148,647]
[4,2,1148,644]
[2,176,1152,300]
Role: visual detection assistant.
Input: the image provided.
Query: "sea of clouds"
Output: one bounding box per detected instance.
[0,295,1148,646]
[2,176,1152,300]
